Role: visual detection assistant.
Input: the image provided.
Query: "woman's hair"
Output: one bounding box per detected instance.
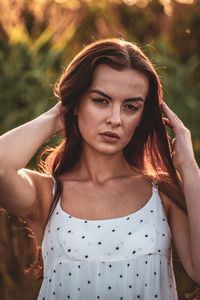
[27,38,187,281]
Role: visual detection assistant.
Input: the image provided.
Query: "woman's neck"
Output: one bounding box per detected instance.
[71,147,138,184]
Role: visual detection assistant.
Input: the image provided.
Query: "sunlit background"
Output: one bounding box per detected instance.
[0,0,200,299]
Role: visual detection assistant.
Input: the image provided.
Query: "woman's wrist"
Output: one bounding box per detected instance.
[41,102,66,137]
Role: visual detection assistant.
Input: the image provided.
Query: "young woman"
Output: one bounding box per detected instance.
[0,38,199,300]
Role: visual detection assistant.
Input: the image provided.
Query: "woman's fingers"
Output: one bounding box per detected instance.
[161,101,183,125]
[161,101,186,135]
[162,117,172,129]
[160,101,196,172]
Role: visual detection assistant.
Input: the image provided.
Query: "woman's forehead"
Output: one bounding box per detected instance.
[89,64,149,100]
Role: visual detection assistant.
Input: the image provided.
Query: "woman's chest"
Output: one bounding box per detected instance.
[60,180,170,222]
[44,184,172,262]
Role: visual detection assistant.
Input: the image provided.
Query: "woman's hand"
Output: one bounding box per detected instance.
[161,101,196,175]
[43,102,66,137]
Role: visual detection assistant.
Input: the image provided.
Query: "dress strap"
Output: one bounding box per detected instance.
[152,178,159,189]
[51,176,56,197]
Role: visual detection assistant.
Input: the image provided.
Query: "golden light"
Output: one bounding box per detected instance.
[55,0,66,3]
[123,0,137,5]
[54,0,80,9]
[159,0,172,16]
[176,0,193,3]
[123,0,194,15]
[136,0,149,8]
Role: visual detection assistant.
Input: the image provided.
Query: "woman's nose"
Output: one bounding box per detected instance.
[105,106,122,127]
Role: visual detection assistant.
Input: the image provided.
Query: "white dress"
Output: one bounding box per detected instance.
[37,177,178,300]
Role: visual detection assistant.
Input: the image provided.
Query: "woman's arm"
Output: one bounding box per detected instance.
[0,102,64,171]
[0,102,65,220]
[178,161,200,279]
[161,101,200,283]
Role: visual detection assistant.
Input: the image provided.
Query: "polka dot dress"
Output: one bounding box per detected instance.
[37,177,178,300]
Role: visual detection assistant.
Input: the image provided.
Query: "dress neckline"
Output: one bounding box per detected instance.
[57,184,157,222]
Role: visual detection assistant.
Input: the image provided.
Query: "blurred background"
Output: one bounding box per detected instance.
[0,0,200,299]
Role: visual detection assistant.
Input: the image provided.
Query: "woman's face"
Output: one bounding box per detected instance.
[76,64,149,156]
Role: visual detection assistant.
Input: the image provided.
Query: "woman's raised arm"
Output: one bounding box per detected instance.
[0,102,65,222]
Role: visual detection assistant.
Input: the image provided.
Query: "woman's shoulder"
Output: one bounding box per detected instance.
[22,168,54,190]
[21,168,55,215]
[138,173,172,220]
[18,169,55,244]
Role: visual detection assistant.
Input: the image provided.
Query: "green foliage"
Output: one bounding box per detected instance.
[170,0,200,60]
[0,41,63,134]
[118,0,165,42]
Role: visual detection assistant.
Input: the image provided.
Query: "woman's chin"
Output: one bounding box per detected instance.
[92,145,124,156]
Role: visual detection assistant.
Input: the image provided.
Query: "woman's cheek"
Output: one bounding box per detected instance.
[124,115,141,141]
[77,113,97,140]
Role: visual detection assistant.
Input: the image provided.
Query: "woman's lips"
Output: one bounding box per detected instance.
[100,131,120,139]
[99,134,119,143]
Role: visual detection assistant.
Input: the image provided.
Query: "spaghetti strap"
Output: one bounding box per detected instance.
[51,176,56,197]
[152,178,159,189]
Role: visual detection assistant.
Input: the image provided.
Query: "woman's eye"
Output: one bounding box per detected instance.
[124,104,139,111]
[92,98,108,104]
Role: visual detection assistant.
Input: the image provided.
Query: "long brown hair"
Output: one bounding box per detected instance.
[28,38,187,281]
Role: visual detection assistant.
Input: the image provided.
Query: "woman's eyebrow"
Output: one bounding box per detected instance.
[89,89,144,102]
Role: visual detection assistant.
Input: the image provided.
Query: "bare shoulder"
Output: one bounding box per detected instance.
[128,173,172,220]
[0,168,55,245]
[156,189,171,222]
[21,168,53,190]
[157,189,187,225]
[20,168,54,223]
[17,169,55,245]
